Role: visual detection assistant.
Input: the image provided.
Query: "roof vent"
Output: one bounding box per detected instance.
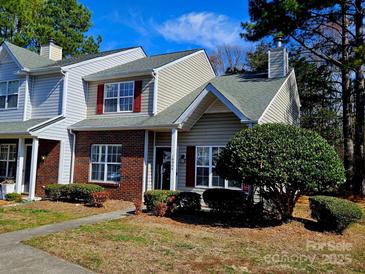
[268,37,289,78]
[40,39,62,61]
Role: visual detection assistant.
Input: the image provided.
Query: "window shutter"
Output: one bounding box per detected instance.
[96,84,104,114]
[186,146,196,187]
[133,80,142,112]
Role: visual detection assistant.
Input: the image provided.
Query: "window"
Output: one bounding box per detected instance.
[0,144,17,178]
[104,81,134,112]
[90,145,122,183]
[0,80,19,110]
[196,146,242,189]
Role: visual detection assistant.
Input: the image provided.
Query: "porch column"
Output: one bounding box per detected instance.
[170,128,178,191]
[28,137,39,200]
[15,138,25,194]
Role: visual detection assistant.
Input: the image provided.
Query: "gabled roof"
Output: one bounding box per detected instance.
[209,73,286,121]
[3,42,56,69]
[83,49,201,81]
[1,41,140,70]
[70,72,289,131]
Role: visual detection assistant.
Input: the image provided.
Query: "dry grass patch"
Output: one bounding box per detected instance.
[0,200,132,234]
[25,197,365,274]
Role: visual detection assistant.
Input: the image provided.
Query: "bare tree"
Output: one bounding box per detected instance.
[209,45,245,75]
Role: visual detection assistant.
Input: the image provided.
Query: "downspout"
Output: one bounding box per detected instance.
[68,128,76,184]
[152,70,158,115]
[60,70,68,116]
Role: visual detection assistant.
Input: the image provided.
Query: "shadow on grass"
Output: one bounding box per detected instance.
[291,216,325,232]
[168,210,283,229]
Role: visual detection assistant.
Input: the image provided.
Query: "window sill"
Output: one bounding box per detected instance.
[89,181,120,188]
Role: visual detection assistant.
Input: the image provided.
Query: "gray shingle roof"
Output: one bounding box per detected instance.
[0,118,50,134]
[70,73,287,131]
[83,49,200,81]
[210,73,286,121]
[3,41,139,70]
[4,42,56,69]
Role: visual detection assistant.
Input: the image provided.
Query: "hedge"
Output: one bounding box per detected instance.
[45,183,104,204]
[144,190,180,211]
[202,188,249,212]
[309,195,363,233]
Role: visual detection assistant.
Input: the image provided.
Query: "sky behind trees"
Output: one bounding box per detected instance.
[79,0,252,54]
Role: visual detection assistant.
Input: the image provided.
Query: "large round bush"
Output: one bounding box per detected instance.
[216,124,345,221]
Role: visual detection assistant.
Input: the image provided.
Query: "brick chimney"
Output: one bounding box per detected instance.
[40,39,62,61]
[268,37,289,78]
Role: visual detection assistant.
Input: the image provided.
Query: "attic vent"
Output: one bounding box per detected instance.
[268,39,289,78]
[40,39,62,61]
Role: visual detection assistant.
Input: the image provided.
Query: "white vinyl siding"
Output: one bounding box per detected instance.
[30,74,63,118]
[259,71,300,125]
[37,47,145,184]
[87,76,154,117]
[154,112,246,194]
[0,56,25,122]
[157,51,215,113]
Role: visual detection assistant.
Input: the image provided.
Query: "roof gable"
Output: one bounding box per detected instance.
[83,49,201,81]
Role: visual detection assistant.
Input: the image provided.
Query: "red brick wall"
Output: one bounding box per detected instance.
[73,130,145,202]
[35,139,60,197]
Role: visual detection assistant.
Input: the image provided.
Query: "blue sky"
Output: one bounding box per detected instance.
[79,0,253,55]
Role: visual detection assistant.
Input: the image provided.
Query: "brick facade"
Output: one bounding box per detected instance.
[73,130,145,202]
[35,139,60,197]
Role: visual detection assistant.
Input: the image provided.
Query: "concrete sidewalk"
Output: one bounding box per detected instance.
[0,208,133,273]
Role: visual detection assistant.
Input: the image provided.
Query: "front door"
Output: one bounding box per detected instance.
[22,145,32,193]
[155,147,171,190]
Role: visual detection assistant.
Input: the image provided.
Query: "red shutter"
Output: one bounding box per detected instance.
[96,84,104,115]
[186,146,196,187]
[133,80,142,112]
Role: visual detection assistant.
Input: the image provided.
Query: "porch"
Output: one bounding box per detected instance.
[0,137,60,200]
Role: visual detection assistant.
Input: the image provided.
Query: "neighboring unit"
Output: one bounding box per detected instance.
[0,40,300,201]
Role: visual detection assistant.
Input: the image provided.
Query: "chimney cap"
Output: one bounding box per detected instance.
[273,35,284,48]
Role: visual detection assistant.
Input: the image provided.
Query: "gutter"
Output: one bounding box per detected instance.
[28,115,65,132]
[69,123,180,132]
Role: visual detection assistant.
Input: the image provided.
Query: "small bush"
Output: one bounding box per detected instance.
[153,202,168,217]
[90,191,108,207]
[309,196,363,233]
[175,192,201,212]
[44,183,104,203]
[5,193,22,203]
[203,188,249,212]
[44,184,64,200]
[133,199,142,215]
[144,190,180,211]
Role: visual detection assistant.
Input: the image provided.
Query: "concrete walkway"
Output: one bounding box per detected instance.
[0,208,133,274]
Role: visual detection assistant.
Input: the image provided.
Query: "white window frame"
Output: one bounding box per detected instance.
[0,144,17,178]
[0,80,19,110]
[89,144,122,184]
[195,146,242,190]
[103,81,134,113]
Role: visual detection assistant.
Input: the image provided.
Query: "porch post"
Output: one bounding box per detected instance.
[170,128,178,191]
[28,137,39,200]
[15,138,25,194]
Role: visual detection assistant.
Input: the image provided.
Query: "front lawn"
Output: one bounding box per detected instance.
[0,200,132,234]
[25,197,365,274]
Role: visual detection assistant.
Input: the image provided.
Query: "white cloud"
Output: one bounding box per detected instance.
[155,12,242,49]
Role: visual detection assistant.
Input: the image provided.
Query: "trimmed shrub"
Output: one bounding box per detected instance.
[216,124,346,221]
[144,190,180,211]
[153,202,168,217]
[44,184,64,200]
[202,188,249,212]
[45,183,104,203]
[175,192,201,212]
[309,196,363,233]
[5,193,22,203]
[90,191,109,207]
[133,199,142,215]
